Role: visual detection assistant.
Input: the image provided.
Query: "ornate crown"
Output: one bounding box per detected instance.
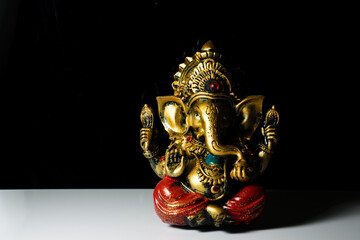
[172,41,236,102]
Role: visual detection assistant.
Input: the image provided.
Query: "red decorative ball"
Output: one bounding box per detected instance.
[210,81,220,91]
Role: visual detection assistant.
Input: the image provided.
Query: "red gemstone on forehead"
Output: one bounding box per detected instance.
[186,136,192,142]
[210,81,220,91]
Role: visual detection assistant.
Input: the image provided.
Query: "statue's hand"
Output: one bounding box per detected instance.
[165,145,186,177]
[166,146,183,164]
[262,105,280,149]
[230,159,253,182]
[262,125,279,146]
[140,104,154,152]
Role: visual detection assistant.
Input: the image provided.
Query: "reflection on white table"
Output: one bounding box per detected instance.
[1,189,359,240]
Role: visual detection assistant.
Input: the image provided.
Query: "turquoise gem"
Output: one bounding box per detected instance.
[205,154,222,165]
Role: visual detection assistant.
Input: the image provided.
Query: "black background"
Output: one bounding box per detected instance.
[1,1,358,189]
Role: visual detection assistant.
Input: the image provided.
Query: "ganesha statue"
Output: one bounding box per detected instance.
[140,41,279,227]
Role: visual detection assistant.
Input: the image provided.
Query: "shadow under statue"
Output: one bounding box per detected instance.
[171,190,360,233]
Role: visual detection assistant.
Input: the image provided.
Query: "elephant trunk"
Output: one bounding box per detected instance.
[202,109,243,161]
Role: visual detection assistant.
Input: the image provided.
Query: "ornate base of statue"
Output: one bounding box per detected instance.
[140,41,279,227]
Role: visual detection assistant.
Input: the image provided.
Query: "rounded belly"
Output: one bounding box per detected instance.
[181,158,228,201]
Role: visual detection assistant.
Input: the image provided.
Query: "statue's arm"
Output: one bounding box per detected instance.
[258,105,280,174]
[140,104,165,178]
[231,105,279,181]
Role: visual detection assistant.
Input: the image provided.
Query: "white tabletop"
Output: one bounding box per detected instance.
[1,189,359,240]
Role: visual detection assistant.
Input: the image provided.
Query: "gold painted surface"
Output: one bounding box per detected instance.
[139,40,280,227]
[181,154,227,201]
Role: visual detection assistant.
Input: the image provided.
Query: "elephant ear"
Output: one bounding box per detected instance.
[236,95,264,141]
[156,96,188,139]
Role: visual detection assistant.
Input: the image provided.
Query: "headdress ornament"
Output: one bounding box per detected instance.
[172,41,235,103]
